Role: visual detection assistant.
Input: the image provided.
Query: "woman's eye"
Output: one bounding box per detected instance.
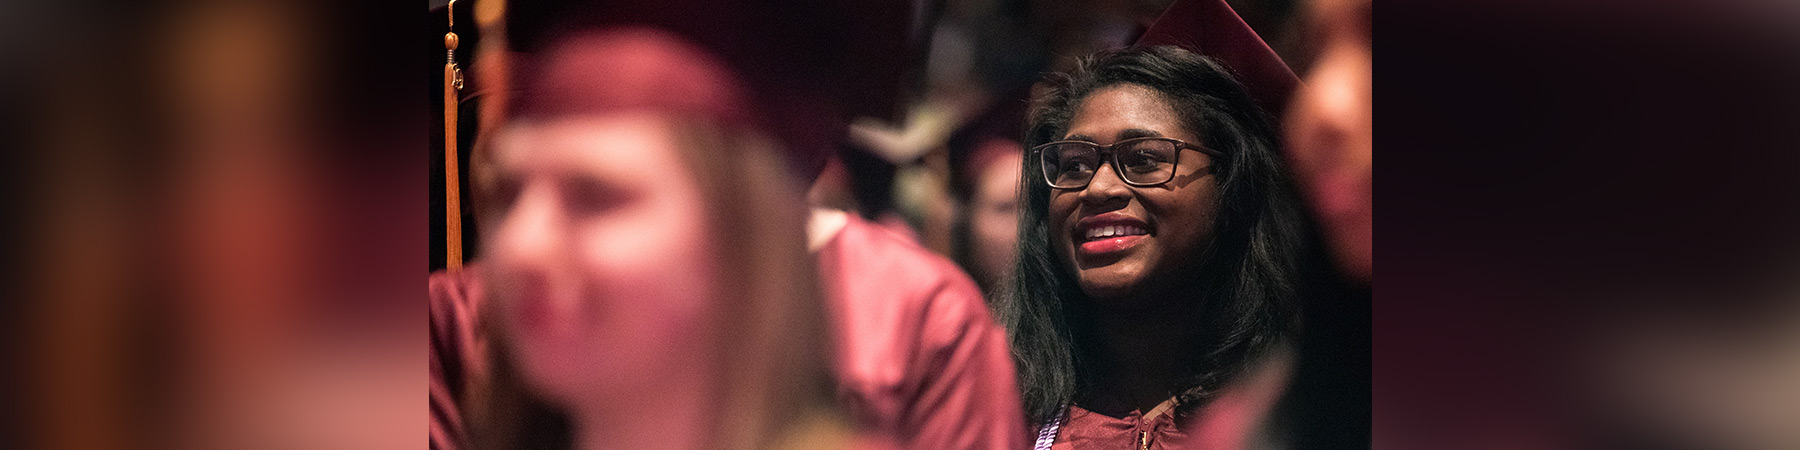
[485,177,523,215]
[564,179,636,216]
[1121,152,1164,171]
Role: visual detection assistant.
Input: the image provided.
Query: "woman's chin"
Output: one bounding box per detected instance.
[1077,277,1144,304]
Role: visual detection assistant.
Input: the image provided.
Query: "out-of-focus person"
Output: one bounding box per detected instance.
[430,2,1028,449]
[1256,0,1376,448]
[1284,0,1370,284]
[469,28,873,450]
[945,91,1032,296]
[963,138,1024,293]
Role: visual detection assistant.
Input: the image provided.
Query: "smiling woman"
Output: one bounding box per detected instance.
[1043,84,1225,302]
[999,45,1311,449]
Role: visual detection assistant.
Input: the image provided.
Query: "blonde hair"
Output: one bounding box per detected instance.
[469,117,847,450]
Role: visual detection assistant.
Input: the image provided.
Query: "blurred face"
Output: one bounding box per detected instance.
[1049,84,1220,303]
[483,113,720,406]
[970,141,1023,287]
[1288,0,1372,281]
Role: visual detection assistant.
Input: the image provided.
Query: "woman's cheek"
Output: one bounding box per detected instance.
[570,197,719,383]
[582,201,716,322]
[1047,193,1079,263]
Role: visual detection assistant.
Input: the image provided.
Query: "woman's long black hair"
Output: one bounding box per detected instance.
[997,45,1309,425]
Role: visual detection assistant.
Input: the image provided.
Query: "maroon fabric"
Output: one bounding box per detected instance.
[502,0,915,181]
[1135,0,1300,120]
[428,267,487,450]
[510,29,754,129]
[427,216,1028,450]
[1050,350,1293,450]
[1052,405,1187,450]
[816,215,1029,450]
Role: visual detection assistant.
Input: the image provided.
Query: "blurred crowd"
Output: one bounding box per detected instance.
[425,1,1368,449]
[3,0,1798,448]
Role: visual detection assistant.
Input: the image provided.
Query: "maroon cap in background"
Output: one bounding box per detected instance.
[1136,0,1301,120]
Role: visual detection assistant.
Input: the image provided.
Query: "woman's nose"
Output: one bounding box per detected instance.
[488,183,567,280]
[1079,162,1133,205]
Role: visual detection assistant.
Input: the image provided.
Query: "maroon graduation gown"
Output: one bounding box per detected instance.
[427,214,1026,450]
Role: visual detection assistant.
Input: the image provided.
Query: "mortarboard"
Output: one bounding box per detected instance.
[501,0,916,181]
[1136,0,1301,120]
[432,0,915,270]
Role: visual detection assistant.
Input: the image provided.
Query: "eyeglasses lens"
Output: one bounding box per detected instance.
[1040,140,1177,188]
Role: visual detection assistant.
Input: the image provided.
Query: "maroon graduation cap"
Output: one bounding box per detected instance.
[503,0,917,180]
[1136,0,1300,120]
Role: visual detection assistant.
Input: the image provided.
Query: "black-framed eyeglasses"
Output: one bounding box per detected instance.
[1032,137,1221,189]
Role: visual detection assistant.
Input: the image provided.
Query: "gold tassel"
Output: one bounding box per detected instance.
[444,0,464,273]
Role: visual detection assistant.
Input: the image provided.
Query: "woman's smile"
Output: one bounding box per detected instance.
[1074,213,1152,256]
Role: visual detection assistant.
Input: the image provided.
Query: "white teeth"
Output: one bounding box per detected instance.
[1085,225,1145,239]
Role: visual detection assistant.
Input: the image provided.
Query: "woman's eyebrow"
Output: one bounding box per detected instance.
[1116,128,1165,140]
[1061,129,1166,143]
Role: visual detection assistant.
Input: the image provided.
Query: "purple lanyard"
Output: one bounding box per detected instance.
[1033,408,1067,450]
